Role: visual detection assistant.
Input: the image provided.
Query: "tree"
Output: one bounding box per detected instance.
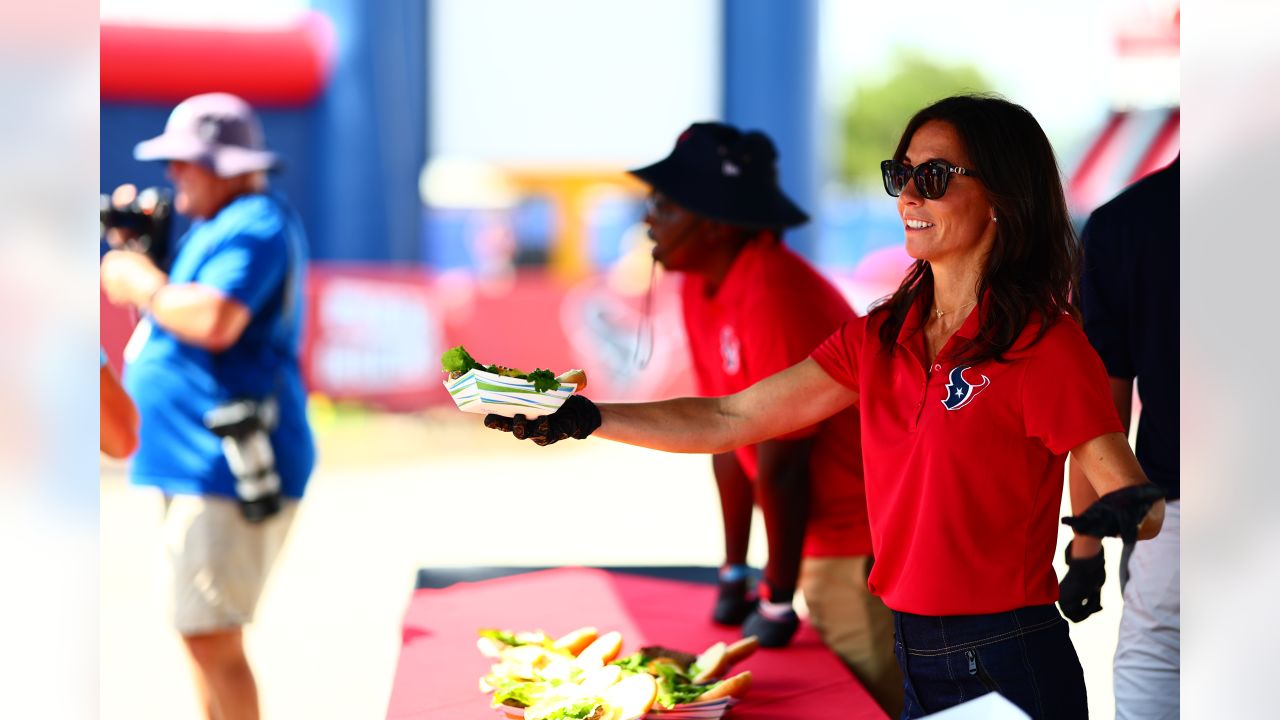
[839,50,993,189]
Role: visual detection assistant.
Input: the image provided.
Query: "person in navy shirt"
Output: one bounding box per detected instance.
[100,92,314,720]
[1060,157,1180,719]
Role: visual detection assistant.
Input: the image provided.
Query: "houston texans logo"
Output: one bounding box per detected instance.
[941,365,991,411]
[720,325,741,375]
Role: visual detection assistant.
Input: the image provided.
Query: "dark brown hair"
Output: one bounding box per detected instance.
[870,94,1080,365]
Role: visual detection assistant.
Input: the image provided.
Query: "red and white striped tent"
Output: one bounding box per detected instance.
[1067,2,1179,214]
[1068,106,1179,214]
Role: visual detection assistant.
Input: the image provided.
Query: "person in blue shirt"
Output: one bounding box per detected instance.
[100,92,315,720]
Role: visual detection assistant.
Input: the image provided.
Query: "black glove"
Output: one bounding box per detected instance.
[483,394,601,446]
[1058,540,1105,623]
[1061,484,1165,545]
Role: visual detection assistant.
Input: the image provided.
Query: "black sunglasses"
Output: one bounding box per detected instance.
[880,159,978,200]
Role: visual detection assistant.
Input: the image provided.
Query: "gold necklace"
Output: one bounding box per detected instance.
[933,299,976,320]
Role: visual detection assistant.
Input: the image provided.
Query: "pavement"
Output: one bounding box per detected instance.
[100,408,1128,719]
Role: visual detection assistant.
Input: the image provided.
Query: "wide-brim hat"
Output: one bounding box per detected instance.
[134,92,280,178]
[628,122,808,229]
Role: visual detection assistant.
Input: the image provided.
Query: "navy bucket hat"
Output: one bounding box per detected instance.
[628,122,808,229]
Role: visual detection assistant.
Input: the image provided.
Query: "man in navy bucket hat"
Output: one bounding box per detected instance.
[631,122,902,714]
[629,122,809,229]
[101,92,314,720]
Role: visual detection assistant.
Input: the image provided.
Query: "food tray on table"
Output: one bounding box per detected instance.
[479,626,756,720]
[494,697,739,719]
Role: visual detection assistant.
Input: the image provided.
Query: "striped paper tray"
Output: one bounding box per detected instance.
[494,697,736,720]
[444,368,577,419]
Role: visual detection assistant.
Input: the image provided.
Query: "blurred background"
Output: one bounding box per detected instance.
[93,1,1181,718]
[100,0,1180,405]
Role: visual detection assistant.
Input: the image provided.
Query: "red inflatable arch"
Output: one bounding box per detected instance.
[101,11,336,107]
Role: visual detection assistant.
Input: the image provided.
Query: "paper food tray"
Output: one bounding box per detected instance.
[492,697,736,720]
[645,696,734,718]
[445,368,577,418]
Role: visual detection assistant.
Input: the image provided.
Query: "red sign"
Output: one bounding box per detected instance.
[303,266,443,410]
[302,264,698,411]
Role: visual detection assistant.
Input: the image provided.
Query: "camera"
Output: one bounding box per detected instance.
[203,398,283,523]
[100,183,173,268]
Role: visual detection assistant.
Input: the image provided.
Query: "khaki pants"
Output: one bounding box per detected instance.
[799,555,903,718]
[163,494,298,636]
[1114,499,1179,720]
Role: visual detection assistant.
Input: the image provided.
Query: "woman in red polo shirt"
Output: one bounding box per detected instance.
[487,95,1165,719]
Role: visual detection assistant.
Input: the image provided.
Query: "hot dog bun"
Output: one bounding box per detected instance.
[603,672,658,720]
[552,626,599,656]
[574,630,623,669]
[691,641,728,684]
[696,670,752,702]
[725,636,759,667]
[578,664,623,695]
[556,369,588,392]
[477,636,505,658]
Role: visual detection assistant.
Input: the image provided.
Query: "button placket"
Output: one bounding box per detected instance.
[914,372,931,428]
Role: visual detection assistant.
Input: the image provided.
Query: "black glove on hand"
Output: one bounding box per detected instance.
[483,394,601,446]
[1058,540,1105,623]
[1061,484,1165,545]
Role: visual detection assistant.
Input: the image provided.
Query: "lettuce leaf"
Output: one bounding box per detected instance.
[442,345,562,394]
[441,346,480,374]
[611,653,708,709]
[611,652,648,674]
[492,680,550,708]
[537,698,604,720]
[525,368,559,393]
[478,628,522,647]
[651,661,708,708]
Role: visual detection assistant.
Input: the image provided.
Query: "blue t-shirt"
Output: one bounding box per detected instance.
[1079,158,1179,500]
[124,192,316,499]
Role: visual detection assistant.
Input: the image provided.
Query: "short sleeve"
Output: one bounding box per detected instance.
[810,318,864,394]
[195,230,288,315]
[1021,318,1125,454]
[1080,208,1135,379]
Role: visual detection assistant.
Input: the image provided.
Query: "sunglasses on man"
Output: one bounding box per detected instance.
[881,159,979,200]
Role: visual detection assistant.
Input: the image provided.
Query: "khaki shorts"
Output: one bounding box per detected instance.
[799,555,903,718]
[163,493,298,636]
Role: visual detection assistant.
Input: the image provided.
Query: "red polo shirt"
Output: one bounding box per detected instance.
[683,237,871,558]
[811,298,1123,615]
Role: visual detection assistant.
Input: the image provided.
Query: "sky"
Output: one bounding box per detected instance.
[100,0,1177,168]
[819,0,1120,151]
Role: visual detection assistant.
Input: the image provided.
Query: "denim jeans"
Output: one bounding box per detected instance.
[892,604,1088,719]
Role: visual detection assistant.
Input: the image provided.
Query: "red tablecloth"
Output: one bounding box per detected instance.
[386,567,886,719]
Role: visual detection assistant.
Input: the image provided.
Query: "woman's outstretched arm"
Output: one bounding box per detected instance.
[595,358,857,453]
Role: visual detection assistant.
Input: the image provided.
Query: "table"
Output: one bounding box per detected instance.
[386,566,886,719]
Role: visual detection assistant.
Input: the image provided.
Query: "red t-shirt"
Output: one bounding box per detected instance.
[682,238,870,557]
[811,298,1123,615]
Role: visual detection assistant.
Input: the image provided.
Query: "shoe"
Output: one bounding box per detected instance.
[741,608,799,647]
[712,579,757,626]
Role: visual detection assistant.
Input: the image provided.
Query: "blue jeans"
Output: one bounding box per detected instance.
[892,604,1088,719]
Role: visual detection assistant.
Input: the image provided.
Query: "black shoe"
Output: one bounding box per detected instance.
[742,608,800,647]
[712,579,757,626]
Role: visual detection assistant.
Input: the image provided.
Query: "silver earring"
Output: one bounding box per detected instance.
[991,215,998,223]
